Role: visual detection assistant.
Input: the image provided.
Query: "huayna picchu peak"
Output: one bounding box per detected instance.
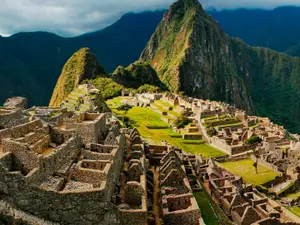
[141,0,300,133]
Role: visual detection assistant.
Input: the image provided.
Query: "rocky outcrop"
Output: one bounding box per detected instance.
[49,48,107,107]
[141,0,300,132]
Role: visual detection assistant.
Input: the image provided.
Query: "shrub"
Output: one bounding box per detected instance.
[175,113,192,128]
[245,136,262,145]
[137,84,160,94]
[88,77,123,100]
[207,127,217,137]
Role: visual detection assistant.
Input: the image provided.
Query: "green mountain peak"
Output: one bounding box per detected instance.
[49,48,106,107]
[141,0,300,132]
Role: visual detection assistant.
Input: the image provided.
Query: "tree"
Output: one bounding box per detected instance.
[174,113,192,128]
[117,104,132,127]
[245,136,262,145]
[253,161,258,174]
[252,145,262,174]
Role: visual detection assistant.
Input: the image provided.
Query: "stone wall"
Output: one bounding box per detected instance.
[38,137,82,178]
[182,133,202,140]
[0,108,28,129]
[66,113,106,144]
[165,194,192,211]
[11,120,44,138]
[31,135,51,154]
[0,128,12,144]
[119,210,147,225]
[2,139,39,172]
[211,136,233,155]
[0,161,122,225]
[90,143,116,153]
[70,166,109,188]
[231,145,255,155]
[163,208,201,225]
[251,155,280,173]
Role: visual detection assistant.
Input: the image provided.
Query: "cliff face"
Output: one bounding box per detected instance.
[141,0,300,132]
[141,0,254,113]
[49,48,106,107]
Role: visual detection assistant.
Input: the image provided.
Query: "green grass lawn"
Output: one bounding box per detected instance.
[106,98,226,158]
[167,109,181,117]
[220,159,279,186]
[286,190,300,200]
[290,207,300,217]
[156,100,172,107]
[194,191,220,225]
[106,97,125,109]
[125,107,225,158]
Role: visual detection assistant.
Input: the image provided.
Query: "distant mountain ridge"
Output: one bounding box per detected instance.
[209,6,300,53]
[2,5,300,108]
[0,11,165,106]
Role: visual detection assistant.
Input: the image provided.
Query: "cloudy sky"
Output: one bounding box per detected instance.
[1,0,300,37]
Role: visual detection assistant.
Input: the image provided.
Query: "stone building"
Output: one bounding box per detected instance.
[159,150,204,225]
[0,107,151,225]
[205,160,295,225]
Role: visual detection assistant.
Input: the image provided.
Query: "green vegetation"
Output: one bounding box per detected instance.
[174,113,192,128]
[140,0,300,134]
[194,191,220,225]
[220,159,279,186]
[137,84,160,94]
[203,116,241,128]
[88,77,123,100]
[112,61,164,89]
[249,123,259,129]
[290,207,300,217]
[285,190,300,200]
[277,182,294,195]
[141,0,197,92]
[156,100,172,108]
[107,97,226,158]
[244,136,263,145]
[50,48,107,107]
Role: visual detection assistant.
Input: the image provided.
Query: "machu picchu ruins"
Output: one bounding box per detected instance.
[1,0,300,224]
[1,86,300,224]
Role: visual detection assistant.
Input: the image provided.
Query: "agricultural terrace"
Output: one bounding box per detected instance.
[220,159,280,186]
[290,207,300,217]
[106,97,226,158]
[202,114,242,129]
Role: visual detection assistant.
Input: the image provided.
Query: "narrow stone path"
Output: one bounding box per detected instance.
[152,167,161,225]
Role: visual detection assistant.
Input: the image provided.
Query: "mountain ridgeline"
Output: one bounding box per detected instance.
[141,0,300,132]
[3,6,300,108]
[0,11,165,106]
[50,49,163,106]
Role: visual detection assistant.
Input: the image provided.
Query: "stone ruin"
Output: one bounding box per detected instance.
[159,150,204,225]
[204,158,297,225]
[0,98,154,225]
[4,96,27,109]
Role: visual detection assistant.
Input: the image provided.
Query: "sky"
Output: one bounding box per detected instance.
[1,0,300,37]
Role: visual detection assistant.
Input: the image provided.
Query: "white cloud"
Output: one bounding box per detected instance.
[0,0,299,37]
